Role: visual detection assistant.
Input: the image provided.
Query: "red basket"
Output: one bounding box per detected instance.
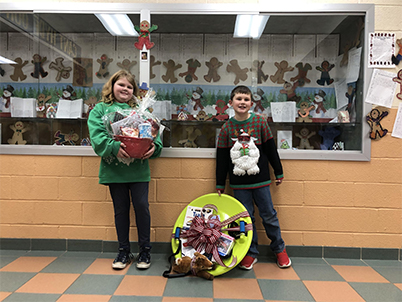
[114,135,152,159]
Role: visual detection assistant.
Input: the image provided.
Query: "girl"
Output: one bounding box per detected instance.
[88,69,163,270]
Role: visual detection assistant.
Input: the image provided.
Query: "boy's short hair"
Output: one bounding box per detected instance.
[230,85,253,101]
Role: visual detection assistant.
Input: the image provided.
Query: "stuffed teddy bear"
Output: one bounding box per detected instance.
[172,252,215,280]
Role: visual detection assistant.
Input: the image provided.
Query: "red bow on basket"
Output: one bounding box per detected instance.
[179,204,252,268]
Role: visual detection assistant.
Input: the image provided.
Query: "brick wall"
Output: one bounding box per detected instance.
[0,0,401,250]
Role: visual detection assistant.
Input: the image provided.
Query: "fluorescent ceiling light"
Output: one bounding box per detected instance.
[0,55,16,64]
[95,14,138,37]
[234,15,270,39]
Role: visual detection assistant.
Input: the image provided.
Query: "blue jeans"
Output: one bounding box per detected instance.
[108,182,151,251]
[233,186,285,257]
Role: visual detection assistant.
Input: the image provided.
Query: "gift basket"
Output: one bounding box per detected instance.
[103,89,161,159]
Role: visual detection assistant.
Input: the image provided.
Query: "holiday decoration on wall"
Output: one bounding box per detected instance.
[195,110,211,121]
[179,59,201,83]
[296,100,315,123]
[204,57,223,83]
[393,69,402,100]
[116,58,137,73]
[36,93,52,118]
[280,81,301,102]
[366,107,389,140]
[54,130,79,145]
[138,82,150,101]
[49,57,72,82]
[8,121,29,145]
[134,20,158,50]
[319,127,340,150]
[312,90,327,115]
[316,60,335,85]
[73,58,93,87]
[58,85,76,100]
[290,62,312,86]
[31,54,48,79]
[150,55,161,79]
[251,60,269,84]
[296,127,316,149]
[162,59,182,83]
[392,39,402,66]
[178,126,202,148]
[213,99,229,121]
[345,84,357,114]
[96,54,113,79]
[226,59,248,85]
[189,87,204,111]
[10,57,28,81]
[253,88,265,113]
[46,104,57,118]
[1,84,14,112]
[0,66,4,77]
[270,60,293,84]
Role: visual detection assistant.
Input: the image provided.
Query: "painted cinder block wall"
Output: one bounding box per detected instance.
[0,0,401,250]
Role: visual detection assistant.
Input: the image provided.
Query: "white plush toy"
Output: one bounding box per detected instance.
[230,129,260,176]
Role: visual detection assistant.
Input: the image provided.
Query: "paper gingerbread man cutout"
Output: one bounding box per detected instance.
[179,59,201,83]
[316,60,335,86]
[162,59,182,83]
[31,54,48,79]
[204,57,223,83]
[366,107,388,140]
[8,121,29,145]
[213,99,229,121]
[251,60,269,84]
[10,57,28,81]
[54,130,79,145]
[49,57,72,82]
[150,55,161,79]
[96,54,113,79]
[116,59,137,73]
[226,59,248,85]
[270,60,293,84]
[290,62,312,86]
[392,69,402,100]
[296,127,316,149]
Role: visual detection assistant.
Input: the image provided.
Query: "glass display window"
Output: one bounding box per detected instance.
[0,3,374,160]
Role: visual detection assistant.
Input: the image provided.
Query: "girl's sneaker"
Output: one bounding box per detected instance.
[239,255,257,270]
[276,249,291,268]
[112,248,134,269]
[136,246,151,269]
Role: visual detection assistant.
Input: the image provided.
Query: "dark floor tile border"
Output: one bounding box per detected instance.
[0,238,400,261]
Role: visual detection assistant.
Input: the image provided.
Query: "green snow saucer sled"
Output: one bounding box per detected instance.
[170,193,253,276]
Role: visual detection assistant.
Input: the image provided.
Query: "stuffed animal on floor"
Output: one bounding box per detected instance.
[172,252,215,280]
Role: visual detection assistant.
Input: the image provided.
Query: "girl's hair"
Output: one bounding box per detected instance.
[101,69,139,107]
[230,85,253,102]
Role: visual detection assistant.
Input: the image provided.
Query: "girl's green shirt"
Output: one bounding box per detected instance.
[87,101,163,184]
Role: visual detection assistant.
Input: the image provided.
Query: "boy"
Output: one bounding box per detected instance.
[215,85,291,269]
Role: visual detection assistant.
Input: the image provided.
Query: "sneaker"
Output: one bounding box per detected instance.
[136,246,151,269]
[239,255,257,270]
[276,249,291,268]
[112,248,134,269]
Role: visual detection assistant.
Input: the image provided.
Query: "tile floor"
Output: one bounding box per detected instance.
[0,250,401,302]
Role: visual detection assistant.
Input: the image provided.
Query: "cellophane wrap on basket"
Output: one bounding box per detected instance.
[102,89,161,140]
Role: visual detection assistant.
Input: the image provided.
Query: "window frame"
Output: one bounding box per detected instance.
[0,2,374,161]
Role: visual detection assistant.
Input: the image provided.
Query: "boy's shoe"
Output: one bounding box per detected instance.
[137,246,151,269]
[276,249,291,268]
[239,255,257,270]
[112,248,134,269]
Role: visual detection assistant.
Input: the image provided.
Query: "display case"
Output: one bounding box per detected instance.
[0,3,374,160]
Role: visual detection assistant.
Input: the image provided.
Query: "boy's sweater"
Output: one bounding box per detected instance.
[216,112,283,190]
[88,101,163,185]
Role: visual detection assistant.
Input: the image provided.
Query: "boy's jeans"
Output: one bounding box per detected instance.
[233,185,285,257]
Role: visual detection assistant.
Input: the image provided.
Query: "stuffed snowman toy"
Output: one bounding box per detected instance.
[230,129,260,176]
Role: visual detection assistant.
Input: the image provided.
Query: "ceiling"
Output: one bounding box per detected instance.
[0,13,362,36]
